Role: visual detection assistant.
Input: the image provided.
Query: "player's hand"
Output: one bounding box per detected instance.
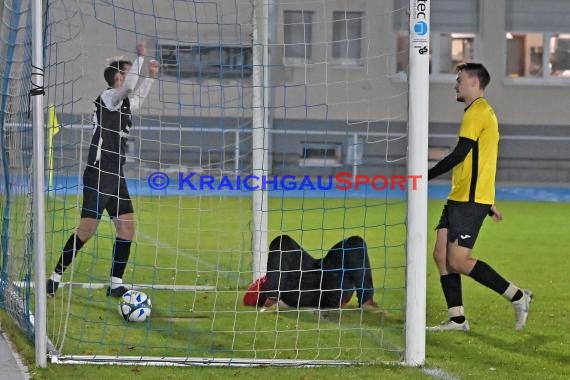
[137,41,147,57]
[489,204,502,222]
[148,60,159,78]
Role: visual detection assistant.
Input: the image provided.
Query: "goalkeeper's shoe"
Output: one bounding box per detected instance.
[106,285,129,298]
[513,289,533,331]
[426,319,470,332]
[46,279,59,297]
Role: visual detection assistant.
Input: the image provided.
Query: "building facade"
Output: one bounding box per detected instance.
[40,0,570,183]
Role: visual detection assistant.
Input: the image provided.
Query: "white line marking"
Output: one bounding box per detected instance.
[421,367,461,380]
[14,281,215,291]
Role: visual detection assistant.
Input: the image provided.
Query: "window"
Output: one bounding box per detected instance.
[437,33,475,74]
[506,33,570,78]
[299,142,342,167]
[396,33,476,76]
[283,10,313,62]
[332,11,363,62]
[393,0,479,80]
[505,0,570,80]
[551,35,570,76]
[159,44,252,79]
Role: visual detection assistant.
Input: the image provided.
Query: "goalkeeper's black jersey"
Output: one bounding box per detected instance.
[87,93,132,173]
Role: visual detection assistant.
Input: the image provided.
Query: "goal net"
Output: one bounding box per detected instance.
[1,0,427,366]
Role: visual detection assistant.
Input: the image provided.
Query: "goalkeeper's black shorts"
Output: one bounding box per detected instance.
[81,165,134,219]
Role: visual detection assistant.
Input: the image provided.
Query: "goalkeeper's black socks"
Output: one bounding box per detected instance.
[108,238,132,297]
[110,238,132,279]
[48,234,85,295]
[54,233,85,275]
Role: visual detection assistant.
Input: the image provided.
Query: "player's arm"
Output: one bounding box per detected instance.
[428,137,475,180]
[103,43,147,111]
[129,60,159,112]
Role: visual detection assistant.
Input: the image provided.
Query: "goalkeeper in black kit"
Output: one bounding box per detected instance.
[47,42,159,297]
[244,235,381,312]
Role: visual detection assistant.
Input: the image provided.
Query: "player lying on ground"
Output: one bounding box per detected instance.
[244,235,380,312]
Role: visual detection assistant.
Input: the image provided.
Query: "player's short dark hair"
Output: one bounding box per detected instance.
[104,59,132,87]
[456,62,491,89]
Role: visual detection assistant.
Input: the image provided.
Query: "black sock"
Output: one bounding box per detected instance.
[468,260,510,295]
[441,273,463,308]
[440,273,464,323]
[54,234,85,276]
[110,238,132,279]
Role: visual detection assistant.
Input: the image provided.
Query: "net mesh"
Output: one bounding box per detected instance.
[1,0,411,365]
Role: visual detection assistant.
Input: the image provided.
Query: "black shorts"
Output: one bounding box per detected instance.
[81,166,134,219]
[435,200,491,249]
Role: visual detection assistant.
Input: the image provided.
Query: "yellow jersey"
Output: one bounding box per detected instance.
[448,98,499,204]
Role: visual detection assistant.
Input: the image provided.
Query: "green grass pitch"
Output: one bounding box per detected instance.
[2,198,568,379]
[45,195,408,363]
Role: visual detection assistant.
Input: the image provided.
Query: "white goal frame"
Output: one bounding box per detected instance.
[30,0,429,368]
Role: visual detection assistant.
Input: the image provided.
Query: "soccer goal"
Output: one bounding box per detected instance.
[0,0,429,368]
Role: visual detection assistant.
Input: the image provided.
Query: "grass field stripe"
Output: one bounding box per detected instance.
[47,196,248,287]
[138,230,250,287]
[315,309,403,355]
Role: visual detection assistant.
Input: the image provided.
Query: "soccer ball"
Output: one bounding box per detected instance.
[118,290,152,322]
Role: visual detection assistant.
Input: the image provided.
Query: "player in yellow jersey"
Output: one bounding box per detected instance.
[427,63,532,332]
